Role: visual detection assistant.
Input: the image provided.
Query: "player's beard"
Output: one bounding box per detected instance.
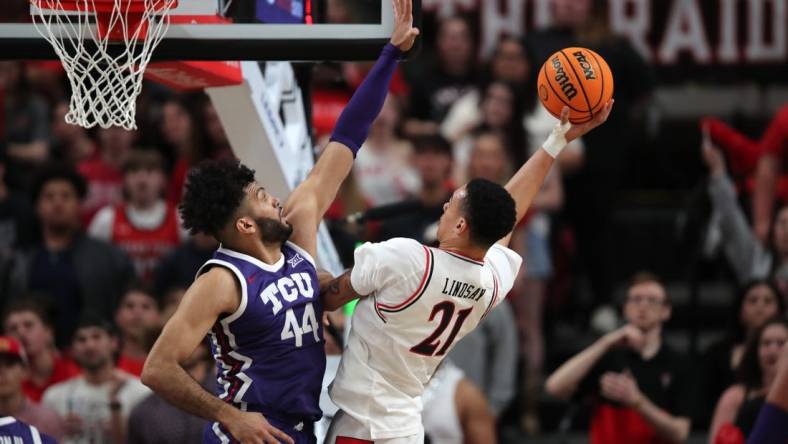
[255,216,293,244]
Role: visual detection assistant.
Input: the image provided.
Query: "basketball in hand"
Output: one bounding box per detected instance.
[537,47,614,124]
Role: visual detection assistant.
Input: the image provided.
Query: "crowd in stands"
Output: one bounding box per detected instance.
[1,0,788,442]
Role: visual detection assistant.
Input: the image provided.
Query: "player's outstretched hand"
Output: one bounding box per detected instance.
[564,100,615,143]
[225,411,294,444]
[390,0,419,52]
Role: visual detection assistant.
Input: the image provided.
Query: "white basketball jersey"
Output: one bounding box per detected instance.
[328,237,522,440]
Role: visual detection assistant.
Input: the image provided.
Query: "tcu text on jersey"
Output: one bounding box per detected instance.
[259,272,320,347]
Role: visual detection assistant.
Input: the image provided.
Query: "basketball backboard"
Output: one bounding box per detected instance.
[0,0,421,61]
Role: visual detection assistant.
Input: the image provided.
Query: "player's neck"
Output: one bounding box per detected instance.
[0,391,25,417]
[229,240,283,266]
[438,241,487,262]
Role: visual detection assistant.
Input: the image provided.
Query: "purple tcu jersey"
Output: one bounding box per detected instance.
[0,417,56,444]
[197,242,325,428]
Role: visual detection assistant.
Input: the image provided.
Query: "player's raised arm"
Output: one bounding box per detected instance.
[283,0,419,257]
[497,102,614,246]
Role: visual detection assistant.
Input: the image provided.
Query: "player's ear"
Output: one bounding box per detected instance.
[236,217,256,235]
[455,216,468,235]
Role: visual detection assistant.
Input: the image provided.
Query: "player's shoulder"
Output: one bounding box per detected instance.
[367,237,428,263]
[354,237,428,274]
[358,237,426,258]
[485,244,523,268]
[195,263,239,288]
[188,265,242,314]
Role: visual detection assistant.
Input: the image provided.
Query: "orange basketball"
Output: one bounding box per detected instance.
[537,47,614,124]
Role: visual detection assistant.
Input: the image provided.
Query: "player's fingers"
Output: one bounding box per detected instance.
[603,99,615,119]
[596,100,611,123]
[259,431,278,444]
[591,100,613,127]
[560,106,570,125]
[405,0,412,19]
[392,0,400,21]
[243,434,264,444]
[268,426,295,444]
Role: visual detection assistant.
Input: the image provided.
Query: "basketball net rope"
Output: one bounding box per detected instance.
[31,0,176,130]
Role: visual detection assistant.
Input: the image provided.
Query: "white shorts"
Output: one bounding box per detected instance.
[324,410,424,444]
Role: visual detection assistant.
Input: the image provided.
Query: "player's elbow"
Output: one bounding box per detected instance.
[140,354,166,391]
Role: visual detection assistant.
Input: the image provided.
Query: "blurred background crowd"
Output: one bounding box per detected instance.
[1,0,788,443]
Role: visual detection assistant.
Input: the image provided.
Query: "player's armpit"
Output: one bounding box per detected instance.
[320,269,366,312]
[141,267,240,422]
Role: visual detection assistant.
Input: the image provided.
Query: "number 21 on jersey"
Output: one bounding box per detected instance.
[411,301,472,357]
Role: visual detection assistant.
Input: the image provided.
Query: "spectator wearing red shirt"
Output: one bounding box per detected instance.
[114,285,161,377]
[546,272,696,444]
[2,299,80,403]
[77,127,136,224]
[88,150,186,281]
[752,106,788,244]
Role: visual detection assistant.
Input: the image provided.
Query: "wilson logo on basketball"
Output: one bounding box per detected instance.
[573,51,597,80]
[551,56,578,100]
[537,47,614,124]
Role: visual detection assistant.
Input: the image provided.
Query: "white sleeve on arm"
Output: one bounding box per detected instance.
[88,206,115,241]
[350,237,427,303]
[485,244,524,301]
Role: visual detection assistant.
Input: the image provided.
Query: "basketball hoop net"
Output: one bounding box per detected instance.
[30,0,177,130]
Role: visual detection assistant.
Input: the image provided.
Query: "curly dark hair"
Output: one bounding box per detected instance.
[179,159,255,239]
[737,317,788,390]
[462,178,516,247]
